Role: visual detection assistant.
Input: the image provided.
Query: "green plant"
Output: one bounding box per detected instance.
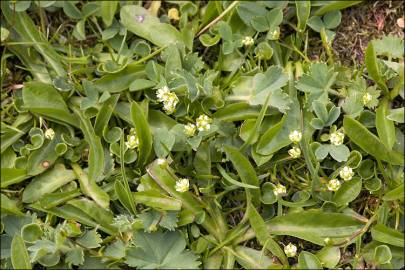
[1,1,404,269]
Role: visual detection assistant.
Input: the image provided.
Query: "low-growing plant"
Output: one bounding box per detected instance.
[1,1,404,269]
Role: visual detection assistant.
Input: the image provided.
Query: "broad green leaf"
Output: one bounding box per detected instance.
[383,183,404,201]
[298,251,322,269]
[121,5,183,47]
[376,99,396,150]
[67,198,114,230]
[261,210,364,245]
[21,223,43,243]
[23,82,77,127]
[233,246,276,269]
[38,189,81,209]
[247,203,288,265]
[371,224,404,247]
[101,1,118,27]
[29,203,116,235]
[0,194,24,216]
[0,168,29,188]
[22,164,76,203]
[62,1,83,19]
[213,103,260,122]
[323,10,341,29]
[333,177,362,206]
[387,108,405,123]
[314,1,362,16]
[133,191,182,211]
[131,102,153,166]
[223,145,261,206]
[343,116,404,166]
[11,234,31,270]
[296,62,338,111]
[315,246,341,269]
[374,245,392,265]
[71,164,110,209]
[27,134,61,176]
[94,64,145,93]
[125,231,200,269]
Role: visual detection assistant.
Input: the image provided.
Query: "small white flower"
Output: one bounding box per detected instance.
[284,243,297,257]
[340,166,354,181]
[157,158,167,167]
[184,123,196,137]
[288,146,301,158]
[156,86,170,102]
[289,130,302,143]
[196,114,212,132]
[330,130,345,146]
[242,36,254,46]
[267,28,280,40]
[273,183,287,196]
[162,92,179,114]
[175,178,190,193]
[362,92,372,105]
[327,179,341,192]
[125,130,139,149]
[44,128,55,140]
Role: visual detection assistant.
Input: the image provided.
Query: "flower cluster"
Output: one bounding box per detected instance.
[183,114,212,137]
[156,86,179,114]
[44,128,55,140]
[330,130,345,146]
[112,214,135,233]
[362,92,373,105]
[273,183,287,196]
[327,179,341,192]
[288,130,302,158]
[284,243,297,257]
[288,146,301,159]
[340,166,354,181]
[326,166,355,192]
[125,128,139,149]
[175,178,190,193]
[242,36,254,46]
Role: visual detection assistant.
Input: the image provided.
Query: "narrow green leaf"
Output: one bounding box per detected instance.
[343,116,403,166]
[11,234,31,270]
[71,164,110,209]
[333,177,362,206]
[101,1,118,27]
[23,164,76,203]
[224,145,261,206]
[131,101,153,166]
[23,82,78,127]
[296,1,311,31]
[216,164,259,189]
[0,194,24,216]
[371,224,404,247]
[247,203,288,265]
[365,42,388,93]
[94,94,120,136]
[375,99,396,150]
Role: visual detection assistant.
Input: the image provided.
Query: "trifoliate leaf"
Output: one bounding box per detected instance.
[296,62,337,111]
[65,246,84,266]
[76,229,102,249]
[138,210,179,232]
[125,231,200,269]
[229,66,290,112]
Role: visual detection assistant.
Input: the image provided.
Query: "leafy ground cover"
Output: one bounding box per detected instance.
[1,1,404,269]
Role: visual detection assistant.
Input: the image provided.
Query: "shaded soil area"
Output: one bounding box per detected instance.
[332,0,404,66]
